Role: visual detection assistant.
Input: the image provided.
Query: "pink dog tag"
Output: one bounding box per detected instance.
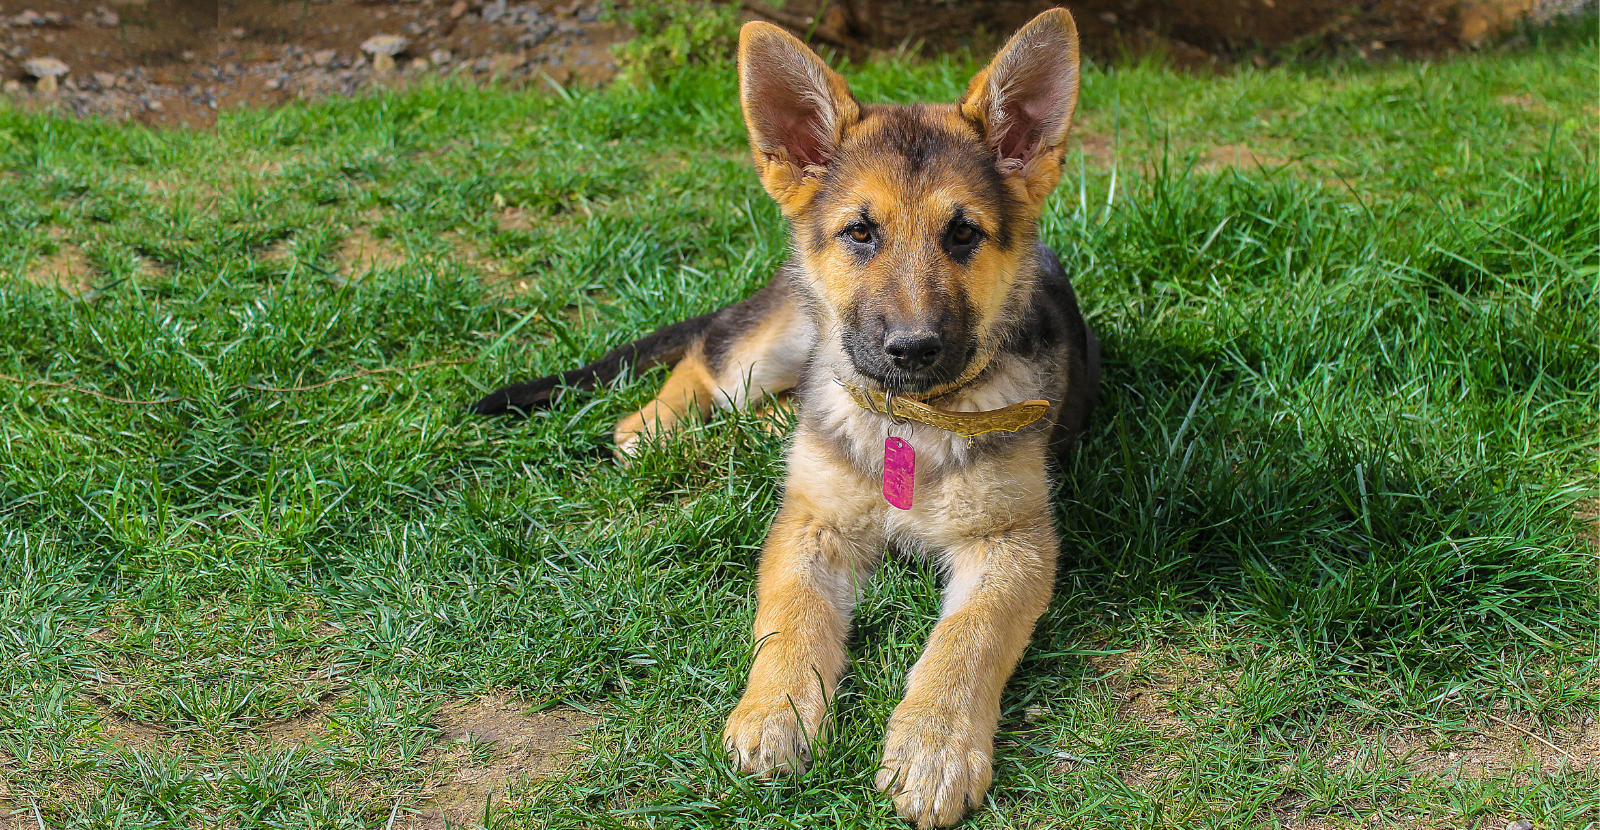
[883,437,914,510]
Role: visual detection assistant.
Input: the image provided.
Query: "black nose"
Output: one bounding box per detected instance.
[883,329,943,372]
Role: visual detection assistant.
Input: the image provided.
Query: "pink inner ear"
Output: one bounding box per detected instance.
[985,34,1076,165]
[777,109,829,168]
[996,101,1043,164]
[996,120,1034,163]
[746,60,834,171]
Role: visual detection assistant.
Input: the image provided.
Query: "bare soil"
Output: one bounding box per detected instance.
[1084,647,1596,828]
[404,694,598,829]
[749,0,1592,68]
[3,0,1591,129]
[24,227,94,295]
[0,0,628,128]
[52,689,597,823]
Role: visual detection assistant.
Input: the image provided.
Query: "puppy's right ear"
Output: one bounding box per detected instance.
[738,22,859,215]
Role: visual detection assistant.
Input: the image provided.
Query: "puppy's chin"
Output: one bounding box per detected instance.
[846,345,979,397]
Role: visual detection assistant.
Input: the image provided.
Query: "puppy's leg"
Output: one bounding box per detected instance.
[724,435,883,774]
[614,281,807,459]
[612,344,717,458]
[876,462,1057,828]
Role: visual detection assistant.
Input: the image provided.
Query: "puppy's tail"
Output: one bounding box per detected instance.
[471,312,715,415]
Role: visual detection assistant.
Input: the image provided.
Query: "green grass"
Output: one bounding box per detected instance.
[1,24,1597,830]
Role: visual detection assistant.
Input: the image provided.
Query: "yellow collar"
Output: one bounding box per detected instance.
[841,383,1050,439]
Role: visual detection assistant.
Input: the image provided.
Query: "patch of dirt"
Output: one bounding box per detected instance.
[756,0,1595,70]
[1084,648,1228,793]
[1089,645,1597,829]
[0,0,627,128]
[442,230,520,292]
[137,168,222,209]
[1072,131,1118,166]
[0,800,34,830]
[1091,648,1224,737]
[1384,711,1599,779]
[6,1,1594,130]
[338,225,409,279]
[81,690,595,826]
[1199,142,1294,173]
[0,0,217,128]
[24,239,95,294]
[246,699,335,750]
[1255,712,1596,828]
[1458,0,1540,45]
[216,0,625,114]
[496,206,534,233]
[91,699,174,754]
[401,693,597,829]
[1497,92,1550,112]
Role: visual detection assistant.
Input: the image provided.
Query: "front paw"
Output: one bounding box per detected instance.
[722,690,826,777]
[875,708,993,829]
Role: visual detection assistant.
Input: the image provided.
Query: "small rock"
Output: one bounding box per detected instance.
[1,79,22,94]
[1506,821,1534,830]
[12,10,43,26]
[429,48,452,65]
[448,0,467,18]
[311,48,337,67]
[360,34,409,74]
[472,57,491,73]
[93,71,117,88]
[263,77,281,90]
[481,0,506,23]
[40,10,64,25]
[145,99,162,111]
[23,56,69,93]
[93,7,120,26]
[360,34,409,56]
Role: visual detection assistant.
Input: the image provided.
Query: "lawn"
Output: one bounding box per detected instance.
[0,19,1596,830]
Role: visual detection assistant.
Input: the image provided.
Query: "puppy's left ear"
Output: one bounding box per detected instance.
[960,8,1080,205]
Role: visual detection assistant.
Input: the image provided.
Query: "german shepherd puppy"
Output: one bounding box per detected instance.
[474,9,1098,826]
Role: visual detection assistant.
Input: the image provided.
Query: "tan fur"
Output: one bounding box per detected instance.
[615,293,807,459]
[611,10,1088,827]
[612,346,716,458]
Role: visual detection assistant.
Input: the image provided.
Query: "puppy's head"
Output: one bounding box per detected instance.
[739,9,1079,396]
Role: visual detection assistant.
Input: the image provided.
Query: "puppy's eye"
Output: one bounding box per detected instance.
[945,221,981,255]
[846,224,873,244]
